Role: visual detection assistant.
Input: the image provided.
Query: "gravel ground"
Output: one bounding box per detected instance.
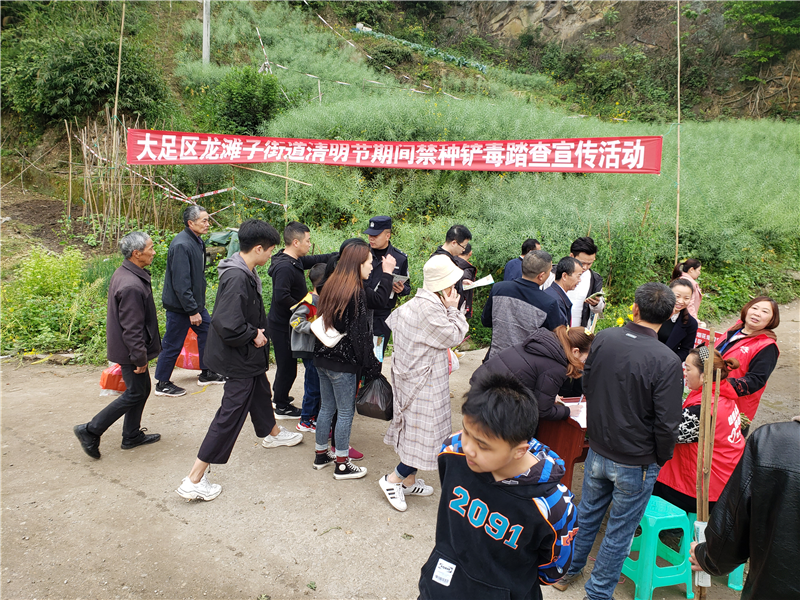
[1,300,797,599]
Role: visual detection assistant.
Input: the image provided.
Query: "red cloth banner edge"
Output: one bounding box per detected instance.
[127,129,662,174]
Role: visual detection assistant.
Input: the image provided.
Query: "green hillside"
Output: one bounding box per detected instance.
[1,1,798,359]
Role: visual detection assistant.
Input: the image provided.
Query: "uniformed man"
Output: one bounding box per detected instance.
[363,216,410,354]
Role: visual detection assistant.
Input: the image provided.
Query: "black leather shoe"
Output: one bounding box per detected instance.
[121,429,161,450]
[74,423,101,459]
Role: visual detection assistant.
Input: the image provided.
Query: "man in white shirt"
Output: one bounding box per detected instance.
[565,237,605,327]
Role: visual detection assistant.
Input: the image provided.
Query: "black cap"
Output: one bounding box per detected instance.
[363,216,392,235]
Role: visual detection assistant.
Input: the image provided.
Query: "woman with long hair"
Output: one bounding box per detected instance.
[379,255,469,512]
[714,296,780,423]
[653,348,745,513]
[312,243,375,480]
[659,279,699,361]
[672,258,702,320]
[471,325,595,422]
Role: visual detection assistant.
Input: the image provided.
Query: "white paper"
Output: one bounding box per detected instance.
[432,558,456,586]
[570,401,587,429]
[373,336,384,363]
[462,274,494,291]
[392,274,409,285]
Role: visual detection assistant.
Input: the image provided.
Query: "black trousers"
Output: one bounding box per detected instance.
[270,327,296,410]
[197,373,276,464]
[88,363,151,441]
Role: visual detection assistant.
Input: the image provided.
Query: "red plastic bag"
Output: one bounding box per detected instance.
[100,363,126,392]
[175,329,201,370]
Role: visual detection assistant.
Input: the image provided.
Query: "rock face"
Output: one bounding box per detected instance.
[442,0,619,43]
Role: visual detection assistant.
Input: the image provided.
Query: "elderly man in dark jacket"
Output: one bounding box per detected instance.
[154,205,224,397]
[690,417,800,600]
[73,232,162,459]
[177,220,303,502]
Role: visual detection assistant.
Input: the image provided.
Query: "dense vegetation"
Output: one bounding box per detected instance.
[1,1,798,360]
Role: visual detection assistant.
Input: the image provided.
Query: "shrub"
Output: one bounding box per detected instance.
[214,66,280,135]
[0,247,106,358]
[2,30,170,124]
[369,42,413,69]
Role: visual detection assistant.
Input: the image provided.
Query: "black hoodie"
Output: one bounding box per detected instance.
[470,329,572,421]
[419,433,577,600]
[267,249,335,333]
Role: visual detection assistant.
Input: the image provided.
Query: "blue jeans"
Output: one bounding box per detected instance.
[301,358,321,423]
[315,367,356,458]
[154,309,210,381]
[568,449,660,600]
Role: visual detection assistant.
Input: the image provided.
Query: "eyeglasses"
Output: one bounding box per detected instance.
[456,241,468,252]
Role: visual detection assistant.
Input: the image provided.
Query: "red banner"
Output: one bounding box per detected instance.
[127,129,662,174]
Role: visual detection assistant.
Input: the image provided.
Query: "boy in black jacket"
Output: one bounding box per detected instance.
[419,372,577,600]
[176,220,303,502]
[268,221,336,418]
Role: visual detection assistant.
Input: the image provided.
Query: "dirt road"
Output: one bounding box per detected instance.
[2,302,797,599]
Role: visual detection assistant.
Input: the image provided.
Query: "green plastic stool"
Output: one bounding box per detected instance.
[622,496,694,600]
[687,512,745,591]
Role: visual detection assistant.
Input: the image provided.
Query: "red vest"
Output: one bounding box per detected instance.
[657,380,746,502]
[715,324,778,420]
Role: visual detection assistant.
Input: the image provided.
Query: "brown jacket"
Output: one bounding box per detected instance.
[107,260,161,367]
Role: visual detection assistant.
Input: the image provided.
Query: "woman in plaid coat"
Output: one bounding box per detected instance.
[379,255,469,512]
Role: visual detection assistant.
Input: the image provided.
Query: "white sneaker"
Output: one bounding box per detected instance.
[379,475,407,511]
[262,425,303,448]
[403,478,434,496]
[176,474,222,501]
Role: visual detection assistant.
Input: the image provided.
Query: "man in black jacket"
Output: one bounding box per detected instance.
[154,205,224,398]
[363,216,409,354]
[431,224,474,311]
[690,417,800,600]
[267,221,336,418]
[73,232,162,459]
[545,256,582,326]
[177,220,303,502]
[554,282,683,600]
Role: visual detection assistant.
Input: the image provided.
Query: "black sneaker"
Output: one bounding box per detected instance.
[197,370,225,385]
[274,404,302,419]
[73,423,101,459]
[333,458,368,480]
[155,381,186,397]
[121,428,161,450]
[313,449,335,470]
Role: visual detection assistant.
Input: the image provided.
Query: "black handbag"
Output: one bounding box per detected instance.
[355,374,393,421]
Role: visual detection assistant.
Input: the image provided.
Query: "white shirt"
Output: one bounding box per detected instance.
[566,270,605,326]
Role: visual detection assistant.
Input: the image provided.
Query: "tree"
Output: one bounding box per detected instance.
[724,1,800,77]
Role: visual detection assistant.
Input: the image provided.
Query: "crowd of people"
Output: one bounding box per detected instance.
[71,207,794,600]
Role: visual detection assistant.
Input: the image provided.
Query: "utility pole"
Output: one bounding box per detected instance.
[202,0,210,65]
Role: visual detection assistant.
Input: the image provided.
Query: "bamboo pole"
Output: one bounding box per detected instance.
[113,1,125,122]
[65,120,72,221]
[230,164,312,186]
[675,0,682,265]
[694,331,716,600]
[285,159,290,226]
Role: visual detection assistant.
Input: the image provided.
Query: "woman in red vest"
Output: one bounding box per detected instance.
[714,296,780,423]
[653,348,745,513]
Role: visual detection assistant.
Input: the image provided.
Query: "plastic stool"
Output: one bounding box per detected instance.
[622,496,694,600]
[687,512,745,591]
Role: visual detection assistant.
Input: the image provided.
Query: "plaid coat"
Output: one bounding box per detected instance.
[383,288,469,471]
